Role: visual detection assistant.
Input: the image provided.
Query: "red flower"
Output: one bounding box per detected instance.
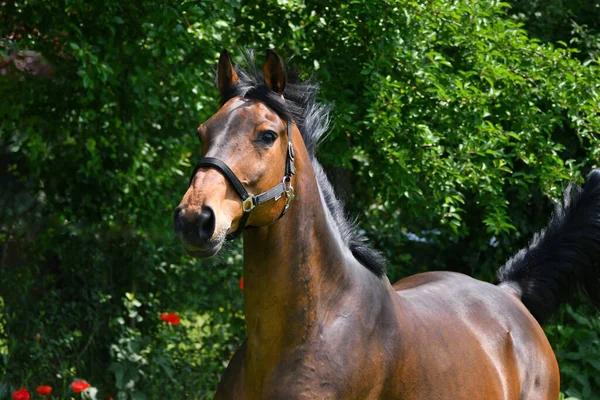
[71,380,90,393]
[168,313,180,325]
[160,312,181,325]
[239,276,244,291]
[36,386,53,396]
[12,388,30,400]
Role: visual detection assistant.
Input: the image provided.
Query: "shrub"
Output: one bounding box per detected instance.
[1,0,598,397]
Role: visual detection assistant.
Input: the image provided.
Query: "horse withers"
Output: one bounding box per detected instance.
[174,49,600,399]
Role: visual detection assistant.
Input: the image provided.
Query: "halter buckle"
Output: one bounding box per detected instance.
[285,186,295,202]
[282,176,295,214]
[242,194,255,212]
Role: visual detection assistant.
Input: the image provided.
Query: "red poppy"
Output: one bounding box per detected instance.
[12,388,30,400]
[160,312,181,325]
[168,312,181,325]
[36,386,53,396]
[239,276,244,291]
[71,380,90,393]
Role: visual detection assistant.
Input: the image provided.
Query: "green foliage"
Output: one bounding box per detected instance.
[1,0,599,398]
[547,305,600,400]
[509,0,600,62]
[1,0,245,397]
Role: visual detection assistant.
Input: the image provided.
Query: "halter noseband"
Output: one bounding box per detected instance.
[189,117,296,240]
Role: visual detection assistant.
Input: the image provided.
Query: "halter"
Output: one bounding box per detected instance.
[189,117,296,240]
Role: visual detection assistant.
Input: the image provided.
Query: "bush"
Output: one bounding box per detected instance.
[1,0,598,398]
[546,305,600,400]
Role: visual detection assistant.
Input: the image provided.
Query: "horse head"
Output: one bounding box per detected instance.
[174,49,296,258]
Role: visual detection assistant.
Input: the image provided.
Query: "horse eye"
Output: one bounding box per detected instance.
[258,130,278,145]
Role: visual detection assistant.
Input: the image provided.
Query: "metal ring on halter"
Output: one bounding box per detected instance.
[281,176,295,215]
[284,176,294,199]
[242,194,256,212]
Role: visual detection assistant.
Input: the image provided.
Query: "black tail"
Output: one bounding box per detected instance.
[497,169,600,325]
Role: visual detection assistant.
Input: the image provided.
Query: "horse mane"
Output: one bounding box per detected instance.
[220,50,386,277]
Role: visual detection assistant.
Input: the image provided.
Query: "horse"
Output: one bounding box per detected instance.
[174,49,600,399]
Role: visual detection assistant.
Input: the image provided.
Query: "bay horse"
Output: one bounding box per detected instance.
[174,49,600,399]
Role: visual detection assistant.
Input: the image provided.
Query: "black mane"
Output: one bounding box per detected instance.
[221,50,386,276]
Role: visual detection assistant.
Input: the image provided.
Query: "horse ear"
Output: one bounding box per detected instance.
[263,49,286,94]
[218,49,238,98]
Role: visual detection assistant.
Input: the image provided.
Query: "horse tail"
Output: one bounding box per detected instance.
[497,169,600,325]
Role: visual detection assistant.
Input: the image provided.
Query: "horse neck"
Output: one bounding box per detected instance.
[242,140,371,362]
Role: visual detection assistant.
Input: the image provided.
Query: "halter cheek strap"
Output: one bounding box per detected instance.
[189,118,296,240]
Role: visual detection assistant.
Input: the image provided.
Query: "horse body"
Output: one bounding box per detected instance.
[211,126,558,399]
[216,273,559,399]
[175,49,600,399]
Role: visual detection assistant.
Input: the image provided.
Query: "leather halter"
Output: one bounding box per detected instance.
[189,118,296,240]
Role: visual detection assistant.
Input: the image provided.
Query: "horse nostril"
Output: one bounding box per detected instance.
[173,206,184,233]
[197,206,215,242]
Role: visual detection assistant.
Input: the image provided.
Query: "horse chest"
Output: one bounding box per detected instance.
[244,329,391,399]
[260,358,379,400]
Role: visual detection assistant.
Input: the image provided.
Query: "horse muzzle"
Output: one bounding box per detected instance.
[173,205,224,258]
